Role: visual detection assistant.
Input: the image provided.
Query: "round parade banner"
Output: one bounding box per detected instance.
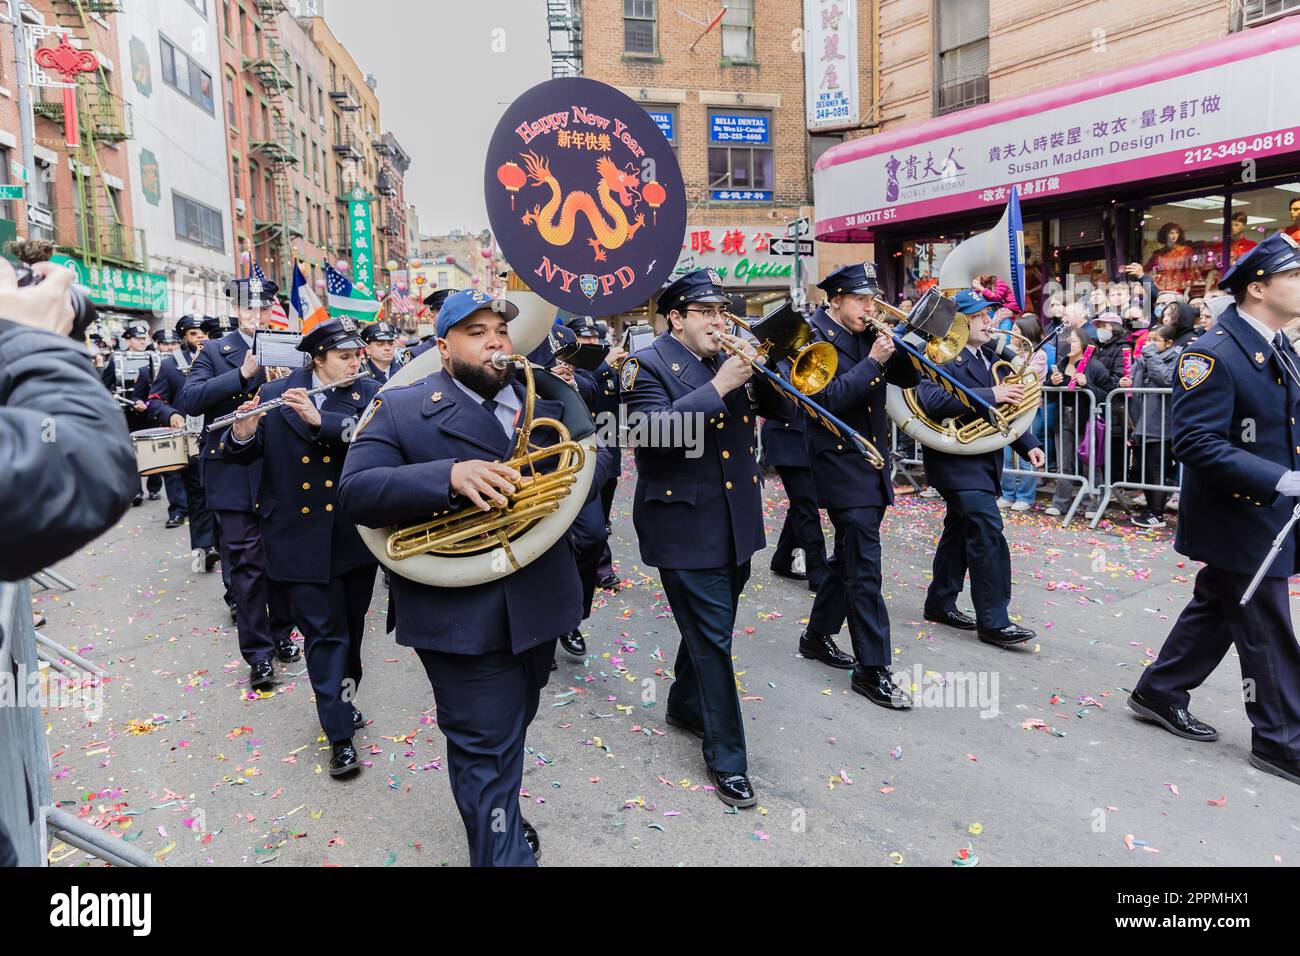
[485,76,686,318]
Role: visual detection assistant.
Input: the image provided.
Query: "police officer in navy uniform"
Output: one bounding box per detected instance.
[1129,233,1300,785]
[761,357,828,591]
[148,314,220,569]
[224,316,380,778]
[148,327,191,528]
[406,287,456,361]
[566,313,625,590]
[801,263,920,705]
[917,290,1045,647]
[621,268,792,808]
[181,278,300,690]
[360,320,404,383]
[340,288,582,864]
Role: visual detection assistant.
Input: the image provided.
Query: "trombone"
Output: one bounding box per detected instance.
[709,329,886,470]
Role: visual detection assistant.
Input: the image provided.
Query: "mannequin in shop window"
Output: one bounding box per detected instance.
[1143,222,1197,296]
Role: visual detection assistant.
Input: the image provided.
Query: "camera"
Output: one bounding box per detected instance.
[6,239,97,340]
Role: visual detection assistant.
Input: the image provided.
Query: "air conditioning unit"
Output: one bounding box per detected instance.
[234,198,246,217]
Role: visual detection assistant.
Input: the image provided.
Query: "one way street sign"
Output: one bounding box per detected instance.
[769,238,814,257]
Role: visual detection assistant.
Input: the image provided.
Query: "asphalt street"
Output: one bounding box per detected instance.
[36,467,1300,867]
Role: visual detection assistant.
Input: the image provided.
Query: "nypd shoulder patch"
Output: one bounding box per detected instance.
[354,398,382,437]
[1177,353,1215,391]
[620,358,639,392]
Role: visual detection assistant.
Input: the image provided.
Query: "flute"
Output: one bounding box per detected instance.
[206,371,370,432]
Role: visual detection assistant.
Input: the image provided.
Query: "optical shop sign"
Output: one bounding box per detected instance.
[672,226,792,287]
[814,21,1300,237]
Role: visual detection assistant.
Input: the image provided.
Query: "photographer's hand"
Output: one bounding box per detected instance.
[0,257,75,336]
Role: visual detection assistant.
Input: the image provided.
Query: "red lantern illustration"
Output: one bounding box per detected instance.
[642,180,666,225]
[497,161,526,210]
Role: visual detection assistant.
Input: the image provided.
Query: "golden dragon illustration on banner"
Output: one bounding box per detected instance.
[517,150,646,262]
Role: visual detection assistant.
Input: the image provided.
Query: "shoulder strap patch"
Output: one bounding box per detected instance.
[1177,352,1215,391]
[620,357,639,392]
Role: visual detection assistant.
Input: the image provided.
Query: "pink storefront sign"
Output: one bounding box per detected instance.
[814,17,1300,241]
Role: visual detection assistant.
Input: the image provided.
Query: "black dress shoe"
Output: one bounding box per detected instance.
[329,740,360,777]
[1127,690,1218,741]
[165,515,185,529]
[925,608,977,630]
[1249,751,1300,785]
[522,817,540,859]
[131,493,144,507]
[274,638,302,663]
[204,548,221,573]
[249,660,275,690]
[559,628,586,657]
[798,629,855,669]
[978,623,1035,647]
[148,491,161,501]
[771,565,808,582]
[709,769,757,808]
[851,666,912,709]
[352,707,365,730]
[665,710,705,739]
[598,572,621,591]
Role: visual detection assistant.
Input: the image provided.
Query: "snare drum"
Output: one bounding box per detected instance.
[132,428,189,475]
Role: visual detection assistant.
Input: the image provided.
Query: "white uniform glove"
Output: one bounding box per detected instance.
[1276,471,1300,497]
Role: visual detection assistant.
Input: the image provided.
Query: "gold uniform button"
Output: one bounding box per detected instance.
[665,489,672,496]
[867,405,872,413]
[302,482,311,490]
[725,481,733,490]
[1233,492,1240,498]
[717,422,724,430]
[322,456,331,464]
[301,456,310,464]
[722,450,730,459]
[752,475,758,484]
[748,446,754,454]
[325,480,334,488]
[325,504,333,512]
[301,506,310,514]
[837,444,844,451]
[743,415,750,423]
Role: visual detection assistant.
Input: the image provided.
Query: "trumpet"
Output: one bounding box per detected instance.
[709,330,886,470]
[206,371,370,432]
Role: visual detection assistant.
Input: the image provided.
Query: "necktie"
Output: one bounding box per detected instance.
[481,398,499,417]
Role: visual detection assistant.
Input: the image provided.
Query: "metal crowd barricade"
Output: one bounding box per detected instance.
[1001,385,1098,527]
[1092,386,1180,528]
[0,579,156,867]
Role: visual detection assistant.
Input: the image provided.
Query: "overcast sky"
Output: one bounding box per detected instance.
[323,0,551,237]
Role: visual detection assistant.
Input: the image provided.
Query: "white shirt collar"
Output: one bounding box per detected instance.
[239,330,255,350]
[1236,307,1279,345]
[669,332,709,364]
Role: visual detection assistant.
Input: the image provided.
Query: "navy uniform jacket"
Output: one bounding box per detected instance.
[365,358,402,386]
[917,344,1040,493]
[220,366,380,584]
[338,366,582,655]
[179,330,270,512]
[1171,305,1300,577]
[146,347,199,425]
[803,307,920,509]
[621,331,792,570]
[760,359,809,469]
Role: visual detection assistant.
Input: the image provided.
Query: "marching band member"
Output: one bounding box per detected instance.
[567,313,625,591]
[917,290,1044,647]
[224,316,380,778]
[147,314,219,570]
[360,320,403,384]
[801,264,919,706]
[181,278,300,690]
[620,268,792,808]
[339,288,583,865]
[103,323,160,506]
[761,357,827,591]
[149,327,190,528]
[1130,233,1300,785]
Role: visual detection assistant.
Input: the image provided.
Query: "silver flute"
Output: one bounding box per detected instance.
[206,371,370,432]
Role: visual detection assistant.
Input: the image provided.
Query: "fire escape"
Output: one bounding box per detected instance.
[39,0,141,272]
[244,0,298,288]
[546,0,583,78]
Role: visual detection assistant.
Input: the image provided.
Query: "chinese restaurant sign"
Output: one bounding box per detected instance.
[804,0,859,130]
[52,253,168,312]
[485,76,686,316]
[814,26,1300,237]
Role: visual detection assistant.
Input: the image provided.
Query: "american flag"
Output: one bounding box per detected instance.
[251,261,292,329]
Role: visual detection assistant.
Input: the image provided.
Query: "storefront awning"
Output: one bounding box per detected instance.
[814,16,1300,242]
